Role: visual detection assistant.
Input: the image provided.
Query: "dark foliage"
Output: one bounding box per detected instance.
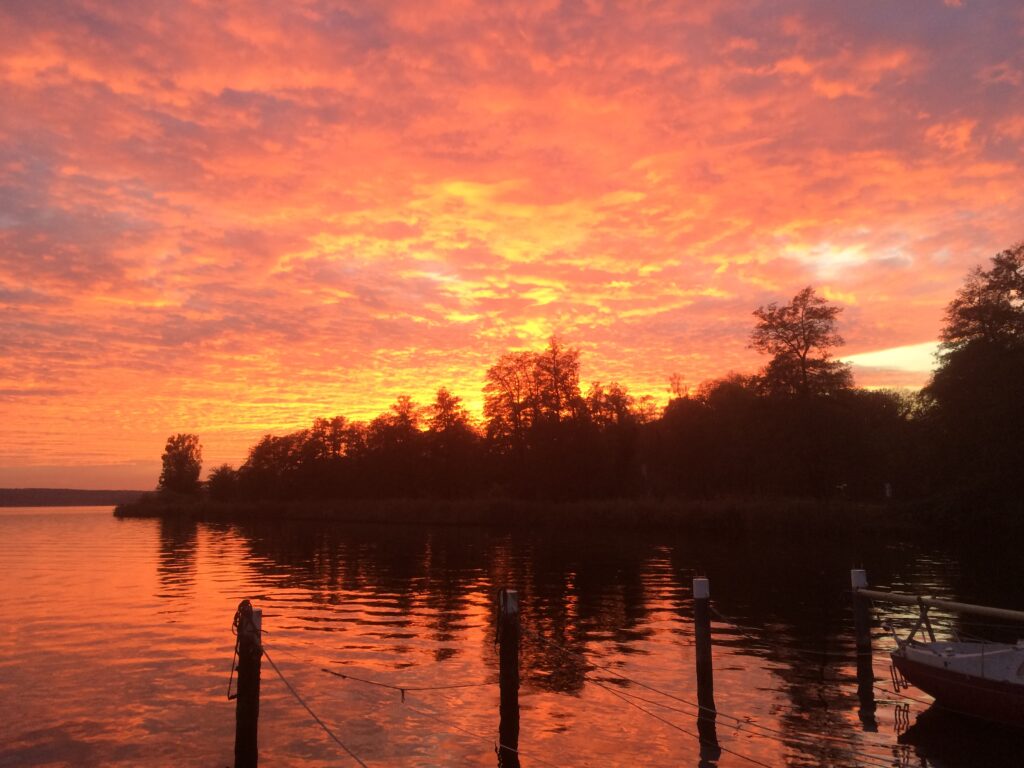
[751,286,853,397]
[187,347,915,505]
[923,243,1024,503]
[158,433,202,496]
[160,248,1023,511]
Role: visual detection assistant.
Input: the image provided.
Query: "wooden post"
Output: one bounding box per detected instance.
[851,569,871,653]
[850,569,877,730]
[693,577,719,755]
[497,589,520,768]
[234,599,263,768]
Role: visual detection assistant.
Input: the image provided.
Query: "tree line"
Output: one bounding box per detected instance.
[158,242,1024,509]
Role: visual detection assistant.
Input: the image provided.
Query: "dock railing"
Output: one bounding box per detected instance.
[853,587,1024,624]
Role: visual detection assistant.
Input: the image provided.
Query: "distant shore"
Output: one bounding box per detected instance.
[112,494,1010,536]
[2,488,147,507]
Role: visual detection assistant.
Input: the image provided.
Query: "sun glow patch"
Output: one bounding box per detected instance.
[842,341,940,373]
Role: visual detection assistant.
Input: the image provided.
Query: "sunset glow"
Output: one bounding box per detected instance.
[2,1,1022,487]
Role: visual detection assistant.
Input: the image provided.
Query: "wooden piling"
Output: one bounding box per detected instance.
[851,569,871,655]
[497,589,520,768]
[693,577,718,741]
[850,569,877,729]
[234,599,263,768]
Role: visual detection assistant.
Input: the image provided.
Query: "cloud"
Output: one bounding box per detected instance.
[842,341,940,373]
[1,0,1022,482]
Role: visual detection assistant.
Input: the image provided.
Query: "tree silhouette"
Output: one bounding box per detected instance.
[751,287,853,397]
[148,303,938,507]
[207,463,238,501]
[940,243,1024,352]
[368,396,422,451]
[427,388,474,434]
[924,243,1024,502]
[238,431,305,498]
[307,416,350,461]
[484,351,538,450]
[586,382,635,428]
[533,337,584,424]
[158,433,202,495]
[425,388,481,498]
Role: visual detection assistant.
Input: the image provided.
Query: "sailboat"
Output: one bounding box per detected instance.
[853,573,1024,728]
[891,636,1024,728]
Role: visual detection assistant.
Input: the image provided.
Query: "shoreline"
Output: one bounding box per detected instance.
[112,495,1003,536]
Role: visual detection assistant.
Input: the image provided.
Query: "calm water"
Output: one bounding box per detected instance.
[2,507,1024,767]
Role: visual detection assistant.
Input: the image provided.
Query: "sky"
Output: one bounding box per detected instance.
[1,0,1022,489]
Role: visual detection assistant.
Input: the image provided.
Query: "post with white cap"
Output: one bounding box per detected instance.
[497,589,521,768]
[693,577,719,753]
[850,569,877,729]
[851,569,871,655]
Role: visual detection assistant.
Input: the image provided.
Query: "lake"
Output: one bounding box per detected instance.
[2,506,1023,767]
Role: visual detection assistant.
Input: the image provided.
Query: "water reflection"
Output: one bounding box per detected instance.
[156,516,198,598]
[697,716,721,767]
[202,519,1015,766]
[899,707,1024,766]
[6,508,1024,766]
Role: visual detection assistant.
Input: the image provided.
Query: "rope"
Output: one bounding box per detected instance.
[226,635,239,700]
[709,605,766,635]
[738,639,872,659]
[523,627,730,722]
[247,600,969,768]
[607,685,897,768]
[263,647,370,768]
[872,683,932,707]
[710,605,876,658]
[525,626,906,767]
[400,700,563,768]
[588,679,775,768]
[319,661,557,766]
[227,601,246,701]
[322,667,496,701]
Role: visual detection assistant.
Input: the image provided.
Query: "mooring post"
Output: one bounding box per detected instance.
[850,569,877,729]
[234,599,263,768]
[693,577,719,753]
[497,589,521,768]
[851,569,872,654]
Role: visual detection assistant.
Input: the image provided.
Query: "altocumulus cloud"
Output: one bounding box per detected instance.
[0,0,1022,482]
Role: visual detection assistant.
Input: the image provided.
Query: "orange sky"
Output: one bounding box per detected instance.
[2,1,1023,488]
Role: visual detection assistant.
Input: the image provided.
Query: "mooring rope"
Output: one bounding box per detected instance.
[249,606,958,768]
[263,647,370,768]
[606,684,898,768]
[399,699,564,768]
[709,605,766,635]
[522,627,728,721]
[872,683,933,706]
[226,634,240,700]
[710,605,876,658]
[321,667,497,701]
[524,626,905,767]
[523,627,787,766]
[589,678,776,768]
